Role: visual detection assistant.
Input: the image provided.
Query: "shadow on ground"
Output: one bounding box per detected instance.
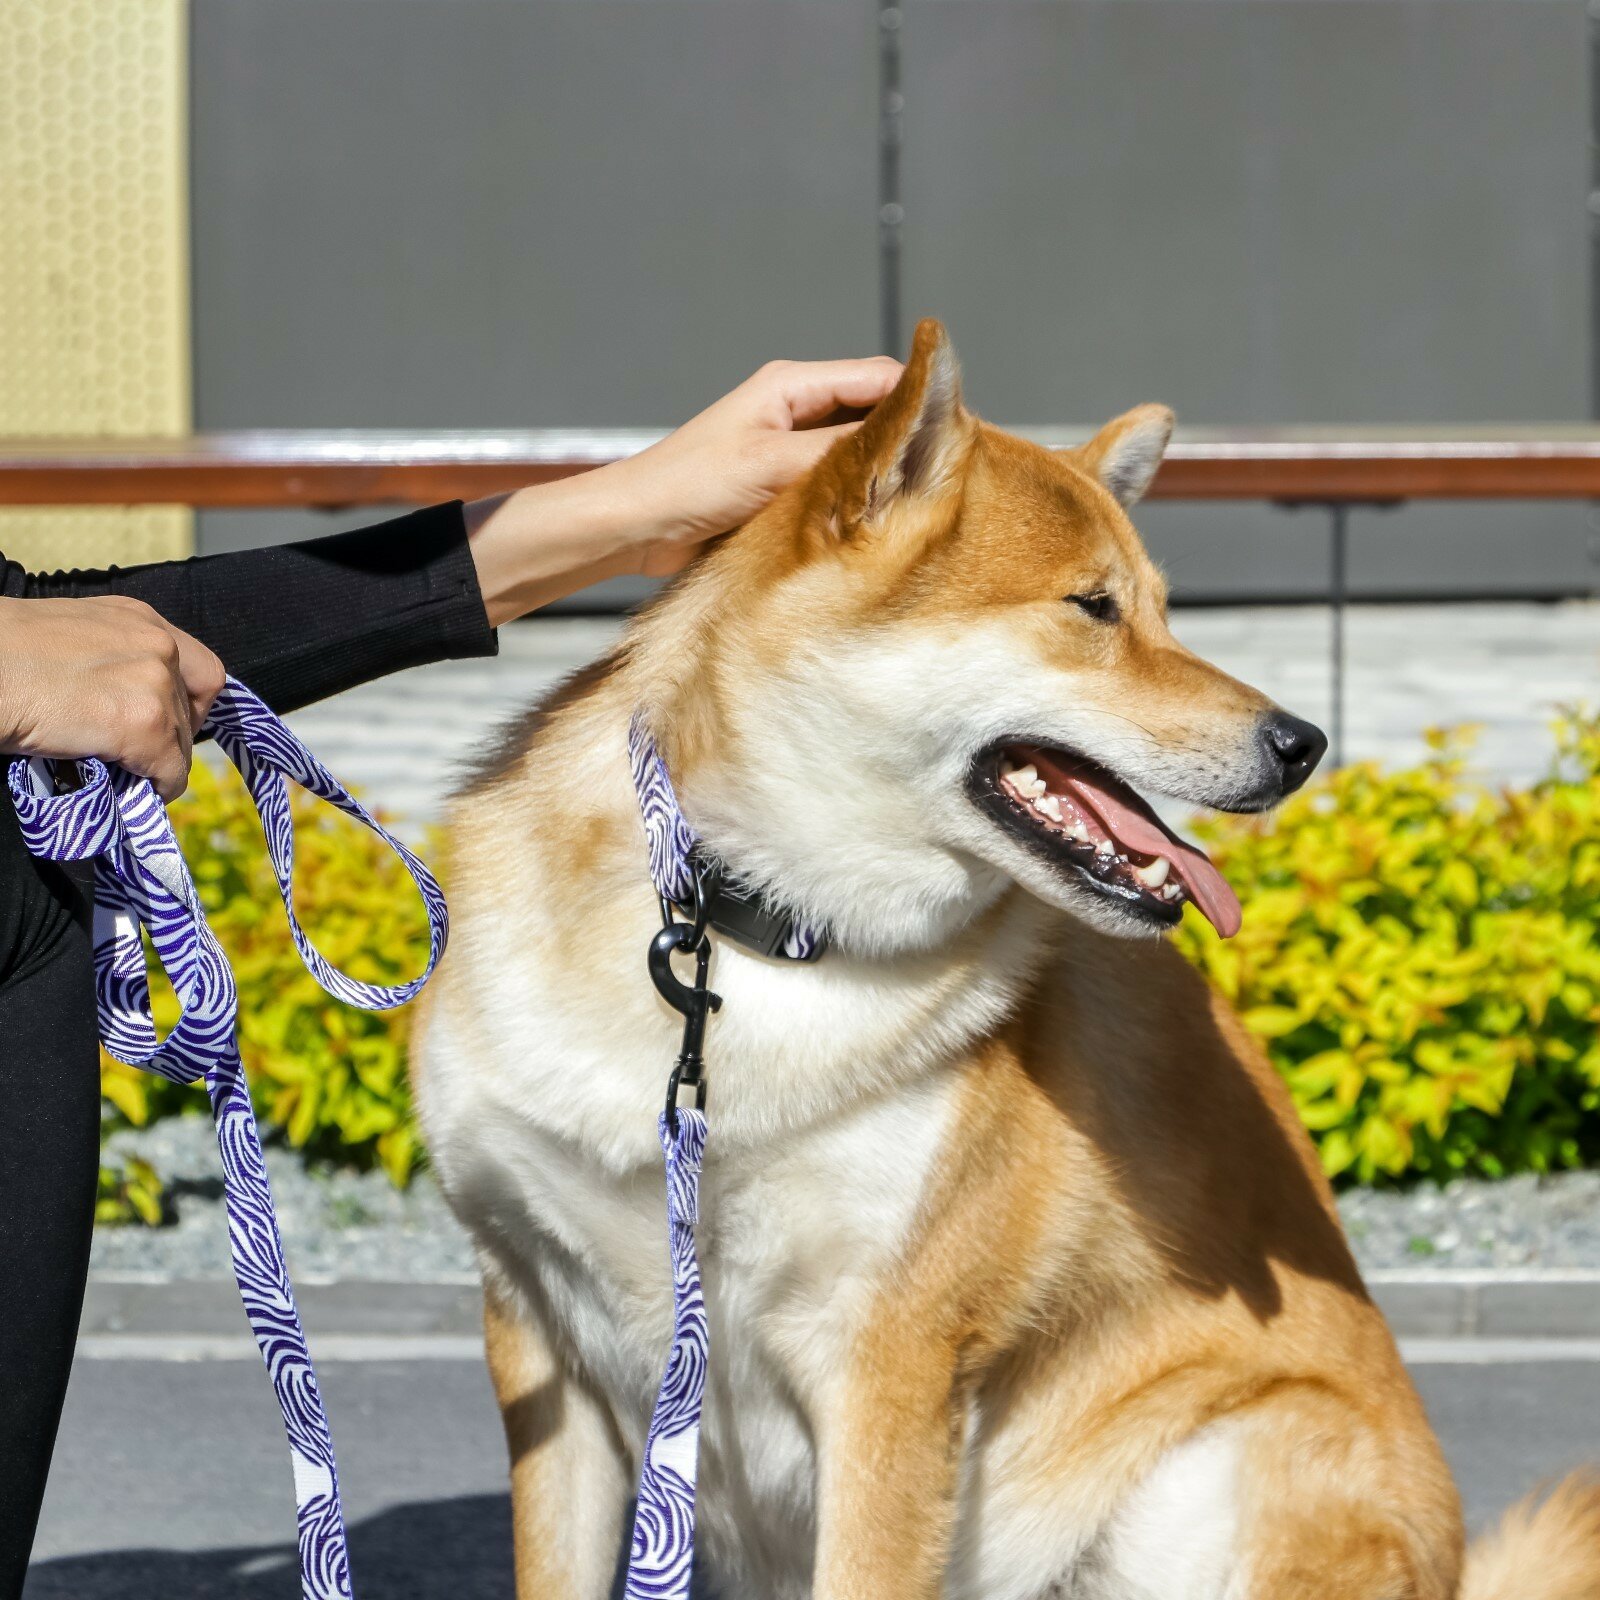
[25,1494,718,1600]
[26,1495,514,1600]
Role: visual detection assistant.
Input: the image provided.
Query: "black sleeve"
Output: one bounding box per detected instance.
[0,502,497,715]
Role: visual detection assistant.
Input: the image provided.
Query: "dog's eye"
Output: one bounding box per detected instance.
[1065,592,1120,623]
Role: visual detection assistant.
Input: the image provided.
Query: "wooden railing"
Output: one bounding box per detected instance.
[3,426,1597,766]
[1,426,1599,507]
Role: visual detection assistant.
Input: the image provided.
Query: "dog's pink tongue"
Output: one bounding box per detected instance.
[1032,752,1243,939]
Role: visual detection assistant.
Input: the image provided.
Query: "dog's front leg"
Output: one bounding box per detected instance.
[484,1279,631,1600]
[812,1347,966,1600]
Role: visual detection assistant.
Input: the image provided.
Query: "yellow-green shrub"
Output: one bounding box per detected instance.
[1175,713,1600,1184]
[96,1153,166,1226]
[98,755,436,1203]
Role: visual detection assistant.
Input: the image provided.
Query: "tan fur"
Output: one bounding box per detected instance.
[1460,1474,1600,1600]
[417,320,1592,1599]
[484,1282,629,1600]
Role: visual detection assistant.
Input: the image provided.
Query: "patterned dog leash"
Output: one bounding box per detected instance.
[623,716,717,1599]
[7,678,447,1600]
[621,714,830,1600]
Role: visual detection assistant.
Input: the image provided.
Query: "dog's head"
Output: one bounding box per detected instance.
[656,319,1324,953]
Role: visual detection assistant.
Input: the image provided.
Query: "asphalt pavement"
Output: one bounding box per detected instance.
[25,1345,1600,1599]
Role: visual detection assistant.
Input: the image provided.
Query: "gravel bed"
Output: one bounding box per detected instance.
[93,1115,475,1280]
[95,1115,1600,1280]
[1339,1170,1600,1273]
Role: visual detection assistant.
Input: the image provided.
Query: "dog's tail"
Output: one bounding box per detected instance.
[1458,1471,1600,1600]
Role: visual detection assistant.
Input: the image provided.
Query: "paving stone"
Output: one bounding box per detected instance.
[1478,1279,1600,1339]
[1369,1278,1475,1339]
[76,1273,1600,1342]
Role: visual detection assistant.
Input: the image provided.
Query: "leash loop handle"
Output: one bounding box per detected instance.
[204,680,448,1012]
[9,755,242,1083]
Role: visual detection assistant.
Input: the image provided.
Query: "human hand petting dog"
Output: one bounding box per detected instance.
[464,353,902,622]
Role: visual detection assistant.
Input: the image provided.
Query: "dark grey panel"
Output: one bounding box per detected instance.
[190,0,878,428]
[905,0,1593,597]
[904,0,1585,421]
[1140,499,1593,602]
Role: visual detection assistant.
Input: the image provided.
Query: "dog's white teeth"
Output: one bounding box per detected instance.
[1012,764,1046,798]
[1135,856,1171,889]
[1037,794,1063,823]
[1066,819,1090,842]
[1162,882,1184,900]
[1000,757,1020,778]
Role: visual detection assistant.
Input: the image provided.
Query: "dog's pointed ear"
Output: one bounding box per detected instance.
[835,318,970,532]
[1071,404,1174,508]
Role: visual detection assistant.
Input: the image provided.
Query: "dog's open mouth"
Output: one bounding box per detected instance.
[971,742,1243,938]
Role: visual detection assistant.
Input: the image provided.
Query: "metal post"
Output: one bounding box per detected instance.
[877,2,904,359]
[1328,504,1348,768]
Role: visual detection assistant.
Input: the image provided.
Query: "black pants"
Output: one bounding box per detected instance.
[0,800,99,1599]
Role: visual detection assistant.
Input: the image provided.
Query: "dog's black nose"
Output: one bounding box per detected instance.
[1260,712,1327,794]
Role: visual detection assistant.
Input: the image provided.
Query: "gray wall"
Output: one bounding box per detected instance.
[191,0,1596,601]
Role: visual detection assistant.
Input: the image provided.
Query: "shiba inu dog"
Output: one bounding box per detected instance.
[414,320,1600,1599]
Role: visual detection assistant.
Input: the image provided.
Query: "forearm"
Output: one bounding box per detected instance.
[0,476,641,718]
[462,474,640,627]
[4,503,495,715]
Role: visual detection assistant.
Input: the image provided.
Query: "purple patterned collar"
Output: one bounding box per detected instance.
[628,713,826,962]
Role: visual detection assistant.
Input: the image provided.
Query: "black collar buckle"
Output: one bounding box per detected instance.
[679,845,827,963]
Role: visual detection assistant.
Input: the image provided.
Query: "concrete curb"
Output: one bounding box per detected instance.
[1368,1269,1600,1339]
[82,1275,483,1340]
[82,1270,1600,1343]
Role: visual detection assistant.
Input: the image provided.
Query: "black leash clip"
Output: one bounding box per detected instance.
[649,861,723,1130]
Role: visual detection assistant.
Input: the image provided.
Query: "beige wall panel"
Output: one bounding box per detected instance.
[0,0,191,571]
